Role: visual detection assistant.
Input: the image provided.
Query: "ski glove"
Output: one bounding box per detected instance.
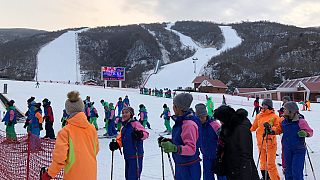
[132,130,144,140]
[263,122,274,136]
[157,136,172,146]
[297,130,308,137]
[161,141,177,153]
[109,141,120,151]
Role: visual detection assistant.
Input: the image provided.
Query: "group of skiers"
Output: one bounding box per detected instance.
[2,90,314,180]
[140,87,176,98]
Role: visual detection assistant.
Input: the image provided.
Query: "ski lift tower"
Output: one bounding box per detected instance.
[192,57,198,74]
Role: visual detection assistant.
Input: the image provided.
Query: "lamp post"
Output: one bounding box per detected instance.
[192,57,198,74]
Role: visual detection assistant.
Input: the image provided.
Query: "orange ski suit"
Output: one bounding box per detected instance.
[48,112,99,180]
[251,109,281,180]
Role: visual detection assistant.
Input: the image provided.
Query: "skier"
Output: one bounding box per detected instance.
[221,95,227,106]
[271,101,313,180]
[252,97,260,117]
[2,100,17,141]
[195,103,226,180]
[278,96,291,117]
[42,98,55,139]
[60,109,69,128]
[305,100,311,111]
[41,91,99,180]
[206,96,214,117]
[89,102,99,130]
[109,107,149,180]
[24,96,36,130]
[250,99,281,180]
[84,101,91,122]
[115,97,126,117]
[138,104,148,128]
[213,106,259,179]
[123,95,130,106]
[159,93,201,180]
[160,104,172,133]
[100,99,109,121]
[104,103,117,137]
[28,102,43,137]
[35,81,40,88]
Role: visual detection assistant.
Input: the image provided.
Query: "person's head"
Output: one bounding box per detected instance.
[27,96,35,105]
[109,103,114,108]
[213,105,236,126]
[122,107,134,121]
[256,97,259,100]
[261,99,273,110]
[163,104,168,109]
[173,93,193,116]
[6,100,15,107]
[283,101,299,119]
[195,103,208,124]
[282,96,291,104]
[86,96,90,101]
[139,104,144,109]
[65,91,84,115]
[119,97,122,101]
[42,98,50,106]
[100,99,104,104]
[125,95,128,99]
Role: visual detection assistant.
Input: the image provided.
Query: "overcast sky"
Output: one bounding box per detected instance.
[0,0,319,31]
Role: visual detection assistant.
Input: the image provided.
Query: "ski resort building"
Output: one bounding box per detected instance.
[192,76,227,93]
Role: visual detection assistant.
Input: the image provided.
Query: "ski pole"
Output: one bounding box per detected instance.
[256,131,266,168]
[167,153,175,180]
[306,147,316,180]
[306,143,314,153]
[265,133,268,180]
[134,141,141,180]
[111,139,115,180]
[161,147,165,180]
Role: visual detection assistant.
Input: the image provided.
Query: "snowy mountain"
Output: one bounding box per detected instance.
[0,21,319,90]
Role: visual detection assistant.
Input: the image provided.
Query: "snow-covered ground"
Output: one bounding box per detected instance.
[0,80,318,180]
[145,23,242,89]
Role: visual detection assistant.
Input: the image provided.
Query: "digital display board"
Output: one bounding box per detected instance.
[101,67,125,81]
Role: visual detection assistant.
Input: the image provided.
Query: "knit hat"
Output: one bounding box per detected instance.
[195,103,207,116]
[7,100,15,106]
[282,96,291,101]
[284,101,299,113]
[262,99,273,109]
[65,91,84,115]
[163,104,167,108]
[122,106,134,117]
[173,93,193,111]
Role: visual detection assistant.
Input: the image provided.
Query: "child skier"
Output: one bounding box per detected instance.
[60,109,69,128]
[138,104,148,128]
[2,100,17,140]
[272,101,313,180]
[123,95,130,106]
[89,102,99,130]
[159,93,201,180]
[115,97,127,117]
[109,107,149,180]
[160,104,172,133]
[195,103,226,180]
[104,103,117,137]
[206,96,214,117]
[42,98,55,139]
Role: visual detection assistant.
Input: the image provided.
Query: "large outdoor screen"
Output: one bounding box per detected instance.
[101,67,125,81]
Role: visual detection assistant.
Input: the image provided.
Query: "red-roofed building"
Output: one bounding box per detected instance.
[276,75,320,102]
[192,76,227,93]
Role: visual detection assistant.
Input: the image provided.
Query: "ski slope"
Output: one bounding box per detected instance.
[36,29,88,82]
[0,80,319,180]
[145,23,242,89]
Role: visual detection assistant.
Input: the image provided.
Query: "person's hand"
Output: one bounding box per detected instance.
[297,130,308,137]
[160,141,177,153]
[109,141,120,151]
[263,122,274,136]
[132,130,144,140]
